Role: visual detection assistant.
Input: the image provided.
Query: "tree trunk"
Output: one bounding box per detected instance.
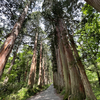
[47,65,50,85]
[28,32,38,88]
[59,38,71,97]
[58,48,65,89]
[53,72,58,88]
[55,29,70,96]
[56,19,85,100]
[57,49,62,92]
[53,72,55,87]
[38,42,42,87]
[42,56,45,86]
[0,2,30,80]
[55,48,62,92]
[64,36,85,100]
[68,33,97,100]
[85,0,100,12]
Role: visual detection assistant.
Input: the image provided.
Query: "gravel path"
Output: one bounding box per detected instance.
[26,84,62,100]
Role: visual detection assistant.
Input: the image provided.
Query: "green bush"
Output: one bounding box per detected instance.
[0,83,51,100]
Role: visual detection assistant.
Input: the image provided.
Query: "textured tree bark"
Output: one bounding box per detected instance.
[85,0,100,12]
[53,72,56,87]
[55,28,71,97]
[42,56,45,86]
[47,65,49,85]
[55,48,60,90]
[58,48,65,89]
[55,72,58,88]
[38,42,42,87]
[0,3,30,80]
[28,32,38,88]
[56,19,85,100]
[34,57,37,84]
[56,48,63,92]
[68,33,97,100]
[59,40,71,97]
[64,37,85,100]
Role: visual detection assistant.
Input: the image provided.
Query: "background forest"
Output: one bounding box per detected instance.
[0,0,100,100]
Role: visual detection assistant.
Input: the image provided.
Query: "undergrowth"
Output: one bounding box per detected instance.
[0,82,51,100]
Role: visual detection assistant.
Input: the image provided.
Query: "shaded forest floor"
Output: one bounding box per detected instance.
[0,82,51,100]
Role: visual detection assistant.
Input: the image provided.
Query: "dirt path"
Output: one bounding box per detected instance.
[26,84,63,100]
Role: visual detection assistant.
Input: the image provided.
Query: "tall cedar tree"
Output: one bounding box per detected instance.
[0,1,31,79]
[68,31,97,99]
[38,41,42,87]
[56,19,86,100]
[28,32,38,88]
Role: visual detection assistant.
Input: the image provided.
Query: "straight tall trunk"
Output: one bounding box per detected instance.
[53,71,55,85]
[38,42,42,87]
[68,33,97,100]
[53,72,58,88]
[47,65,50,85]
[55,28,70,96]
[45,71,47,85]
[53,72,55,87]
[42,56,45,85]
[0,2,30,80]
[56,19,85,100]
[58,37,71,98]
[64,36,85,100]
[55,48,62,92]
[28,32,38,88]
[58,48,62,91]
[58,48,65,89]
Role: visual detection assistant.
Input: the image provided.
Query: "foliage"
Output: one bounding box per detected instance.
[0,82,51,100]
[75,3,100,100]
[86,69,100,100]
[0,0,100,100]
